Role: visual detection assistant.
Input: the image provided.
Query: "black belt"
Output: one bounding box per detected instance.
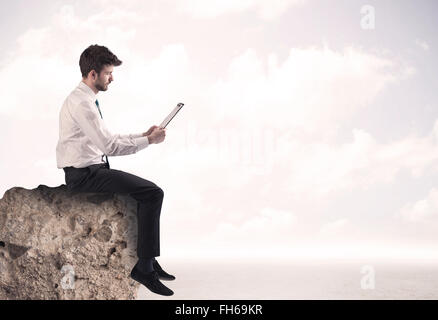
[63,162,109,172]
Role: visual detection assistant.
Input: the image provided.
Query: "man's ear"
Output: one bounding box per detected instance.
[89,70,97,80]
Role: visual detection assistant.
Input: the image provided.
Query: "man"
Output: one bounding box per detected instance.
[56,44,174,296]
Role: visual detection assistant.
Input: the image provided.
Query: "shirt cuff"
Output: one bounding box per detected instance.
[130,132,145,139]
[134,136,149,152]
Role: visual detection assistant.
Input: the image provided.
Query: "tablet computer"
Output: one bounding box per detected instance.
[160,102,184,129]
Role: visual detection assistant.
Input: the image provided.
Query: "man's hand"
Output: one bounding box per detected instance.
[147,127,166,144]
[143,125,159,137]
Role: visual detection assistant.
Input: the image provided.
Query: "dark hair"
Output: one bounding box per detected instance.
[79,44,122,78]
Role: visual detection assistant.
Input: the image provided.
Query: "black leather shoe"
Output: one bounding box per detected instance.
[130,265,174,296]
[153,259,176,281]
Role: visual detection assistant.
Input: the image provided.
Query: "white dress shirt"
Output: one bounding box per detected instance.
[56,81,149,168]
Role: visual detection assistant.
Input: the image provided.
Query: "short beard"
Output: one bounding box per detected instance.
[95,82,107,91]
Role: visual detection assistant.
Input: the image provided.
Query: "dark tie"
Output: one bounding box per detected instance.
[95,99,110,167]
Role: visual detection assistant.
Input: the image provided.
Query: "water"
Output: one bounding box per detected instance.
[137,258,438,300]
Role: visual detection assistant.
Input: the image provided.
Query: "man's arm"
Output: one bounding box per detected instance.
[117,125,162,143]
[71,100,149,156]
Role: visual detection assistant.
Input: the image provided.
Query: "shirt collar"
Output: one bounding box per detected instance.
[78,81,98,101]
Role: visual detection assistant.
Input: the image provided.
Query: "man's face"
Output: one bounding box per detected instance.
[94,64,114,91]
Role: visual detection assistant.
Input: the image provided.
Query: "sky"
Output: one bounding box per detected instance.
[1,0,438,262]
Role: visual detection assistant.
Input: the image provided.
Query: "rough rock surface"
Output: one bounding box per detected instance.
[0,184,141,300]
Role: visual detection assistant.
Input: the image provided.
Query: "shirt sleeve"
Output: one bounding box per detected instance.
[117,132,144,139]
[71,100,149,156]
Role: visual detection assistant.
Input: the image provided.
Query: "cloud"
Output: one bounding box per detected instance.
[267,115,438,200]
[320,218,349,236]
[0,5,139,119]
[88,0,306,20]
[0,1,432,262]
[398,188,438,222]
[415,39,430,51]
[201,45,412,136]
[174,0,306,20]
[1,7,419,224]
[103,43,417,213]
[202,207,296,247]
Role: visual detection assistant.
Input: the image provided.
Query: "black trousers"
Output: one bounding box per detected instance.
[63,162,163,259]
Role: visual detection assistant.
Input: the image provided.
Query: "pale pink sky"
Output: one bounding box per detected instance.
[1,0,438,261]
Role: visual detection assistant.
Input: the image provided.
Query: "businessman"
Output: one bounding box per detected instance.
[56,44,174,296]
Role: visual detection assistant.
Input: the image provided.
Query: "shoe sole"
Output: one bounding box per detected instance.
[130,271,174,296]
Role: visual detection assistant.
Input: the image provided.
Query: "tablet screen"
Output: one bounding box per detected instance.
[160,103,184,128]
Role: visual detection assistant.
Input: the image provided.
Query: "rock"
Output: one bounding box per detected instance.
[0,184,141,300]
